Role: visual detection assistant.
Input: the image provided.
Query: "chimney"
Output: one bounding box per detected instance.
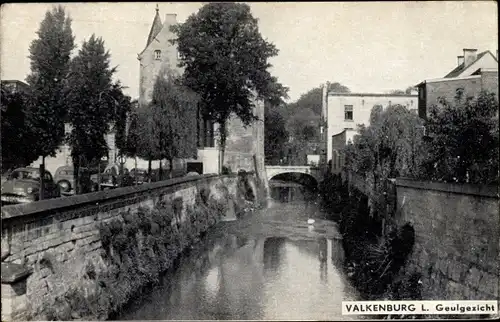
[457,55,464,66]
[164,13,177,27]
[463,48,478,68]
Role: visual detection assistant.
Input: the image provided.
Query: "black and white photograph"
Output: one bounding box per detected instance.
[0,1,498,321]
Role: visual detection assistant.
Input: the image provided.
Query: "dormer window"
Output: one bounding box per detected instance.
[154,50,161,60]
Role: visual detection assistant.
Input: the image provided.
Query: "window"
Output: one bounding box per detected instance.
[344,105,353,121]
[154,50,161,60]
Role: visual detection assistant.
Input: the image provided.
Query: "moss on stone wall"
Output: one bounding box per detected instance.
[32,191,226,320]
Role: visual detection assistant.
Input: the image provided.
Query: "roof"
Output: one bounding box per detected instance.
[328,92,417,98]
[147,8,163,47]
[13,167,39,172]
[1,80,29,88]
[444,50,495,78]
[416,74,481,87]
[139,7,163,57]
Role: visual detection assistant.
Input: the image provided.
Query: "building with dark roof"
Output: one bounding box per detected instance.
[444,49,497,78]
[1,80,29,94]
[416,48,498,119]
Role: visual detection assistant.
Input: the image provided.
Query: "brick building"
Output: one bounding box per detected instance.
[417,48,498,119]
[137,6,265,175]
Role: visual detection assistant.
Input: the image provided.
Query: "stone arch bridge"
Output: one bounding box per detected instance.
[265,165,322,185]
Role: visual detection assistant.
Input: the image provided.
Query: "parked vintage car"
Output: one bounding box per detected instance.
[129,168,148,184]
[54,165,94,195]
[90,163,134,190]
[0,167,60,205]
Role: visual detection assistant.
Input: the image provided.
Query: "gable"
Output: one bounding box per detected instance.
[445,51,498,78]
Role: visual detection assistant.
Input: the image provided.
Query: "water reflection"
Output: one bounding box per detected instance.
[263,237,286,272]
[119,202,357,321]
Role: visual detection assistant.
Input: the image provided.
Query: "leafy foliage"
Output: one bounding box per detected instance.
[264,103,289,164]
[283,82,350,165]
[65,34,123,191]
[344,104,425,203]
[420,90,499,184]
[25,5,75,159]
[149,67,199,173]
[171,2,288,168]
[112,87,133,156]
[0,85,39,171]
[124,109,140,158]
[288,82,350,116]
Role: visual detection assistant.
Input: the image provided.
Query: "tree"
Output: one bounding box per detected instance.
[344,104,425,207]
[25,5,75,198]
[0,85,38,172]
[284,82,350,165]
[264,104,289,164]
[172,2,288,172]
[134,106,157,176]
[65,34,119,193]
[288,82,350,116]
[149,68,199,179]
[112,83,133,157]
[421,90,499,184]
[389,86,417,95]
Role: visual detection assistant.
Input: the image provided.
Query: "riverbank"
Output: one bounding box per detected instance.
[319,174,419,304]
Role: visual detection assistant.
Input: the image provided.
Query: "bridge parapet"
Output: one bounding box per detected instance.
[265,165,321,182]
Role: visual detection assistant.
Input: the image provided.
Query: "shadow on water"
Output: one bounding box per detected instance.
[117,229,357,320]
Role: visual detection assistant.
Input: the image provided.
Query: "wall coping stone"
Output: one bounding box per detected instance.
[1,174,239,221]
[396,177,499,198]
[1,262,32,284]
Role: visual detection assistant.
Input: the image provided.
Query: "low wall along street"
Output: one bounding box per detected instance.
[393,178,499,302]
[1,173,263,321]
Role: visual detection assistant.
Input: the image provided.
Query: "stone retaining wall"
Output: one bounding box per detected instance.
[1,173,260,321]
[394,178,499,302]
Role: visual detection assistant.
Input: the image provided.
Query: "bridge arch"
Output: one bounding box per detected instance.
[265,165,321,187]
[268,172,318,189]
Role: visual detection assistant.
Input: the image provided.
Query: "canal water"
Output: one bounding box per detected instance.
[118,186,359,320]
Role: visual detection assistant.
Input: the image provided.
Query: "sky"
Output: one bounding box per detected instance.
[1,1,498,103]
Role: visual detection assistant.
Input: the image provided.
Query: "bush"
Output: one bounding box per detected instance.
[421,90,499,184]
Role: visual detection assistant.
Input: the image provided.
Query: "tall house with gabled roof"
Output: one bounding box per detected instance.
[136,6,266,177]
[138,6,182,107]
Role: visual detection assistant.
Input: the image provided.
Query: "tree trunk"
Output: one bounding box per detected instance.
[72,155,80,195]
[39,156,45,200]
[134,156,138,185]
[219,121,227,174]
[148,158,152,182]
[159,160,163,181]
[168,158,173,179]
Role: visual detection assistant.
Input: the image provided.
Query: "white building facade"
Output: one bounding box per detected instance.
[324,92,418,167]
